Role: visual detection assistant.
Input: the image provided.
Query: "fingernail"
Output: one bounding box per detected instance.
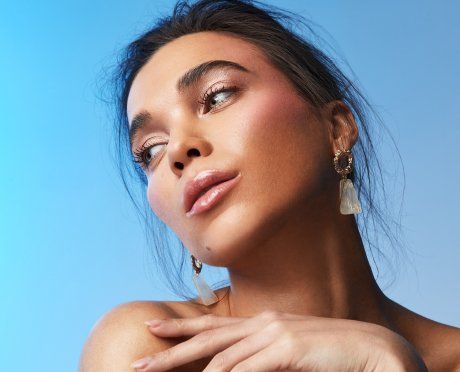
[144,319,162,327]
[130,357,152,369]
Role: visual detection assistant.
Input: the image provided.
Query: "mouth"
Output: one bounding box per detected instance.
[183,169,241,218]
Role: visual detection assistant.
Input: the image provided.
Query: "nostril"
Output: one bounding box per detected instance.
[175,162,184,170]
[187,148,200,157]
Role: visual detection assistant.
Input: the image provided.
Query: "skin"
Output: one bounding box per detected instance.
[79,31,460,371]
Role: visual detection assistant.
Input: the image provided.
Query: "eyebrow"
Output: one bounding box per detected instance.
[129,59,250,147]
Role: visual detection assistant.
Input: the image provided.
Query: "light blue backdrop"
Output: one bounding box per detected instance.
[1,0,459,370]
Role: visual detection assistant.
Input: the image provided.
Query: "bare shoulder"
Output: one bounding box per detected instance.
[385,297,460,371]
[420,319,460,372]
[78,299,207,372]
[78,287,230,372]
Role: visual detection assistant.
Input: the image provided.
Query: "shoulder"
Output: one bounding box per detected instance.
[421,320,460,371]
[424,321,460,371]
[78,300,206,372]
[385,297,460,371]
[78,287,230,371]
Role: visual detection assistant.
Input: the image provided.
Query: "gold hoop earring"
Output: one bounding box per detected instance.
[191,255,218,306]
[333,149,362,215]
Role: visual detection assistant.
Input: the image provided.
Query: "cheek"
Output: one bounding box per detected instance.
[233,88,331,199]
[146,169,175,225]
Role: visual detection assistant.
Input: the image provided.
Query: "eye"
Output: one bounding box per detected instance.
[132,138,166,171]
[199,84,238,113]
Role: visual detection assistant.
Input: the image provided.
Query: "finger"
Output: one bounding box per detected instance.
[230,343,290,372]
[145,314,246,337]
[134,319,261,371]
[145,310,310,338]
[203,326,274,372]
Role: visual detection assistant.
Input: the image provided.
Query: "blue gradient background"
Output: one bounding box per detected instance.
[1,1,459,370]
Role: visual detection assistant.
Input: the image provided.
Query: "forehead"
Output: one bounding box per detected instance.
[126,31,267,123]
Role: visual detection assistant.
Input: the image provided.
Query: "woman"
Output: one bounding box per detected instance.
[79,0,460,370]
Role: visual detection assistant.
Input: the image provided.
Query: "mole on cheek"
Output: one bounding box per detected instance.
[206,246,211,251]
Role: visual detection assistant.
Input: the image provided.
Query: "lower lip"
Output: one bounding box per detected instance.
[186,173,241,218]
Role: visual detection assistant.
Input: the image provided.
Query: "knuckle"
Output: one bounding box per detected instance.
[172,318,185,330]
[208,352,228,371]
[157,347,173,364]
[194,329,216,346]
[281,331,298,350]
[267,319,287,333]
[203,313,216,327]
[260,310,281,321]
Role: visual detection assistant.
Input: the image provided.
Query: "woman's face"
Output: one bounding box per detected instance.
[127,31,338,267]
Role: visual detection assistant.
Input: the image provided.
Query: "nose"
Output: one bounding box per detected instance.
[167,135,213,177]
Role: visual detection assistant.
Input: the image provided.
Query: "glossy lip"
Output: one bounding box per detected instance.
[183,169,241,217]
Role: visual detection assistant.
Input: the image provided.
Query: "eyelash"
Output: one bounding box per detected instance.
[132,136,166,171]
[133,84,238,170]
[198,83,238,112]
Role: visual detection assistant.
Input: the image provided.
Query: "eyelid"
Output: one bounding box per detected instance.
[201,78,235,95]
[132,135,164,153]
[132,136,166,162]
[198,82,240,114]
[132,136,168,172]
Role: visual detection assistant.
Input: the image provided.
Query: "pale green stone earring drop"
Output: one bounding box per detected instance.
[191,255,218,306]
[333,149,362,215]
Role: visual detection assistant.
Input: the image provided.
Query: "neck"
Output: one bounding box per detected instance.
[223,200,393,329]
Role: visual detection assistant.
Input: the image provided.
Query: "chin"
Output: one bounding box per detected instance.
[187,194,293,268]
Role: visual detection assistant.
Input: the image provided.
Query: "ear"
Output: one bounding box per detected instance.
[322,100,359,155]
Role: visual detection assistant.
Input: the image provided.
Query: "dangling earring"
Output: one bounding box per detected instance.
[190,255,218,306]
[333,148,362,215]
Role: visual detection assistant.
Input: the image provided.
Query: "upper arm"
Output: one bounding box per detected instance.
[78,301,175,372]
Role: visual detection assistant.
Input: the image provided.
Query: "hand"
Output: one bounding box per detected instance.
[131,311,427,371]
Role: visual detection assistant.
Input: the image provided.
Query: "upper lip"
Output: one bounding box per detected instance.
[182,169,239,213]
